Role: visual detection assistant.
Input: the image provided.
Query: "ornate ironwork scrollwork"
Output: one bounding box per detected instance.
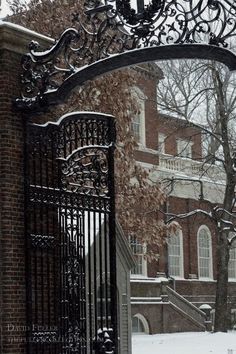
[25,112,116,354]
[116,0,164,27]
[31,331,58,343]
[59,146,110,197]
[30,234,55,249]
[16,0,236,111]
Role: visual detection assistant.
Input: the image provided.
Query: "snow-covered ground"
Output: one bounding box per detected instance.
[132,332,236,354]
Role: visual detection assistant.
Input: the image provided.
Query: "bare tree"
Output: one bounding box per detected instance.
[157,59,236,332]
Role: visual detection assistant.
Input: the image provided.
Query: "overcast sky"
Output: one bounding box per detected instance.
[0,0,12,18]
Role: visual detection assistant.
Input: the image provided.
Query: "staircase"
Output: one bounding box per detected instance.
[165,285,207,330]
[130,278,209,333]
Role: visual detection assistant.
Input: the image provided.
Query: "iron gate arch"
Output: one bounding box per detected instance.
[25,112,117,354]
[15,0,236,112]
[14,1,236,353]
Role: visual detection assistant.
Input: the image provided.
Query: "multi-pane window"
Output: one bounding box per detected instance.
[158,133,166,154]
[198,226,213,279]
[229,246,236,279]
[168,228,183,277]
[131,115,141,142]
[131,87,146,145]
[177,139,192,158]
[130,236,146,276]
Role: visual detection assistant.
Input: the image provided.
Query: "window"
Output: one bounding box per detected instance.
[131,114,141,142]
[229,245,236,279]
[158,133,166,154]
[131,87,146,146]
[132,314,149,334]
[130,236,147,276]
[177,139,192,158]
[197,226,213,279]
[167,226,184,278]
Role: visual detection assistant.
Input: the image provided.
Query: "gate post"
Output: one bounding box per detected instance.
[107,117,118,354]
[0,22,51,354]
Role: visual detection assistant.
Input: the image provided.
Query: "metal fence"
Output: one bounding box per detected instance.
[25,112,117,354]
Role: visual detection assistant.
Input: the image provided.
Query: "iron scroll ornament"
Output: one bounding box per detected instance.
[115,0,164,27]
[59,145,111,198]
[16,0,236,111]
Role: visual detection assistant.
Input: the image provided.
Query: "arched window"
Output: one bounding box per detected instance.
[197,226,213,279]
[228,234,236,280]
[132,314,149,334]
[167,224,184,278]
[131,87,146,146]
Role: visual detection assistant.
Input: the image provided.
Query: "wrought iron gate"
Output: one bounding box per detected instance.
[25,112,117,354]
[15,1,236,352]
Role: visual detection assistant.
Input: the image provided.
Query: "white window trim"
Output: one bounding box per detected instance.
[228,243,236,281]
[132,313,149,334]
[197,225,213,280]
[177,138,193,158]
[130,237,147,278]
[131,87,146,147]
[158,133,166,154]
[168,225,184,279]
[130,257,147,278]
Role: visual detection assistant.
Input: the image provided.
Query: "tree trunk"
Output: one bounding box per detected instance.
[214,230,229,332]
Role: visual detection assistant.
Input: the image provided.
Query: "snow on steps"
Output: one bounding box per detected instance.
[166,286,206,330]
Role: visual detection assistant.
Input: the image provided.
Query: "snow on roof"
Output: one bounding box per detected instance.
[130,277,169,283]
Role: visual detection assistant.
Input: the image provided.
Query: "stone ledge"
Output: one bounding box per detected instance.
[0,21,54,54]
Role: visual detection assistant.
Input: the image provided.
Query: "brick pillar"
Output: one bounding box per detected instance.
[0,22,52,354]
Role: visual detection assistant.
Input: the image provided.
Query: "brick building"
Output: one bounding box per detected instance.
[0,21,136,354]
[1,17,236,354]
[130,64,236,334]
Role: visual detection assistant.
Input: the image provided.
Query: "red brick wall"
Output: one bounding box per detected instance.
[137,70,159,151]
[131,303,205,334]
[157,114,203,160]
[128,68,203,163]
[149,196,218,281]
[0,48,26,353]
[130,66,236,333]
[132,67,220,290]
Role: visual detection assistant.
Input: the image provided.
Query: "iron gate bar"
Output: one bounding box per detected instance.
[25,112,117,354]
[15,0,236,111]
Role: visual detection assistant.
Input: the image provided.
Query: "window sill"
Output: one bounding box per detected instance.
[131,274,148,279]
[168,276,185,280]
[198,278,215,282]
